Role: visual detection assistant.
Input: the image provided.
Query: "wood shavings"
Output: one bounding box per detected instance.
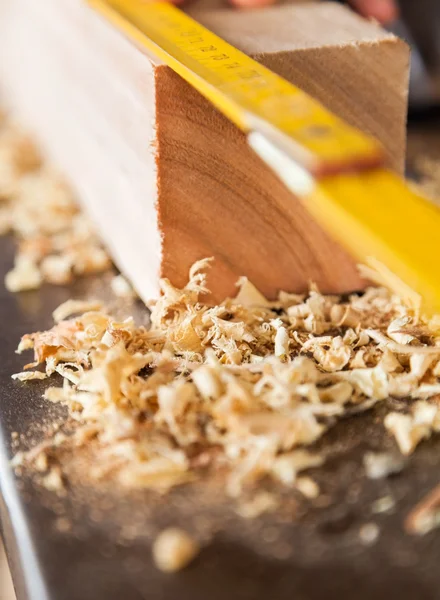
[330,305,361,328]
[363,452,405,479]
[371,495,395,514]
[364,329,440,355]
[270,450,324,487]
[11,370,47,382]
[359,522,380,546]
[52,299,104,323]
[0,116,111,291]
[235,491,279,519]
[405,484,440,536]
[384,401,440,455]
[110,275,136,299]
[152,528,199,572]
[233,277,271,308]
[11,254,440,503]
[5,257,42,292]
[272,318,290,359]
[42,466,65,494]
[359,258,422,317]
[34,452,49,473]
[296,476,320,499]
[387,317,417,345]
[55,517,72,534]
[6,115,440,510]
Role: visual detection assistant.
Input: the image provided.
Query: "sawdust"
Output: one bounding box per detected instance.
[0,117,111,291]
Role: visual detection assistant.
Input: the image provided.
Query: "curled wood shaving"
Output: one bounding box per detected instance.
[52,299,104,323]
[384,401,440,455]
[405,484,440,535]
[11,370,47,382]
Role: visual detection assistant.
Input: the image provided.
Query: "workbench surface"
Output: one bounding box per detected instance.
[1,121,440,600]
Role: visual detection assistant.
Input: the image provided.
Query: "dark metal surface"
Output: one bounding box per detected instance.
[388,0,440,109]
[2,132,440,599]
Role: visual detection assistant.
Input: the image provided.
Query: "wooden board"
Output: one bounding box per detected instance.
[0,0,410,302]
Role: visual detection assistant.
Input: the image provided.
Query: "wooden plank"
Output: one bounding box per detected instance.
[0,542,15,600]
[0,0,410,301]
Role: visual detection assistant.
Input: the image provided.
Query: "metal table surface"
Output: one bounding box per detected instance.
[2,123,440,600]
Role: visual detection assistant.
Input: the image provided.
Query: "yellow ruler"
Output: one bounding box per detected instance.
[90,0,440,316]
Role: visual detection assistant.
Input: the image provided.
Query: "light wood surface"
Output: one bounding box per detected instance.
[0,540,16,600]
[0,0,410,301]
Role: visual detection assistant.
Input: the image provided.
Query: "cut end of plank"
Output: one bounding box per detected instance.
[0,0,410,303]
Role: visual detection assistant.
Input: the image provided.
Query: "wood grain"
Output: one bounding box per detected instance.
[0,1,410,301]
[158,4,409,300]
[0,540,16,600]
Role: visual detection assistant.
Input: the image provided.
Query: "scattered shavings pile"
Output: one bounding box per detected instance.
[12,259,440,502]
[0,115,111,291]
[5,111,440,525]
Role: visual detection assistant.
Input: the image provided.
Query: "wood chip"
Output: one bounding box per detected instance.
[152,528,199,573]
[405,484,440,535]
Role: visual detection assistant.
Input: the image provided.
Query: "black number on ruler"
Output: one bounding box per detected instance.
[199,45,217,52]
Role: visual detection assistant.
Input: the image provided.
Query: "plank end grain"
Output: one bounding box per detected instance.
[0,1,410,301]
[157,4,410,300]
